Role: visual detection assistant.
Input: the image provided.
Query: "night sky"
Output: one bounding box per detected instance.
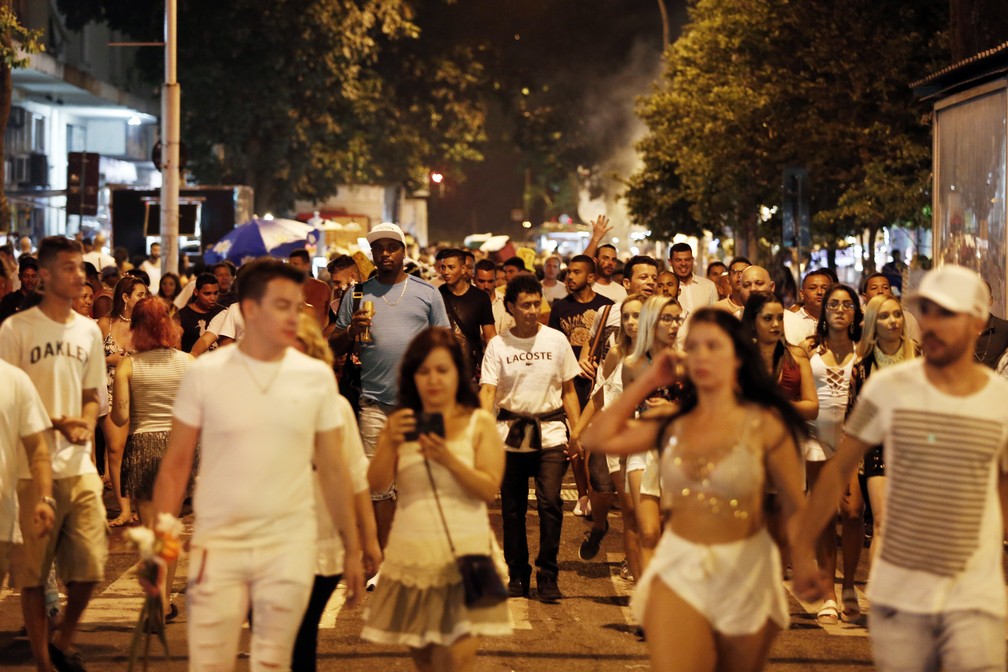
[424,0,685,242]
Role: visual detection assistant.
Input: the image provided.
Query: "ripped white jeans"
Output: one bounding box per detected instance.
[186,540,314,671]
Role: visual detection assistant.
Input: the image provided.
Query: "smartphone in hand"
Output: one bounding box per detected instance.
[405,412,445,441]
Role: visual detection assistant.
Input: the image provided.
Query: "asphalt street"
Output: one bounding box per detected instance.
[0,481,884,671]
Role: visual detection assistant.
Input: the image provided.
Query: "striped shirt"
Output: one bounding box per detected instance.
[846,359,1008,616]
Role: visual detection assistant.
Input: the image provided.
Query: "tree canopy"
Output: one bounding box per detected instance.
[57,0,488,213]
[629,0,947,263]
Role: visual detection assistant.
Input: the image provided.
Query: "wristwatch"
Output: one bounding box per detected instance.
[40,496,57,511]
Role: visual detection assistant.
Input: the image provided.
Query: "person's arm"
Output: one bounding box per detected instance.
[354,489,382,579]
[191,331,217,357]
[561,378,581,441]
[481,323,497,345]
[479,383,497,413]
[583,351,678,456]
[789,431,870,601]
[419,410,503,503]
[21,431,55,538]
[152,418,200,518]
[577,311,603,379]
[316,426,364,607]
[583,214,611,259]
[366,409,415,494]
[761,411,805,524]
[791,347,819,421]
[111,358,132,426]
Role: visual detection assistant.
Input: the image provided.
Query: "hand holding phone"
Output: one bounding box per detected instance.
[405,412,445,441]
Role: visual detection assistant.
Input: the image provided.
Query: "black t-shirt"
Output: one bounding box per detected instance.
[0,290,29,324]
[439,284,494,370]
[178,303,224,352]
[548,293,614,407]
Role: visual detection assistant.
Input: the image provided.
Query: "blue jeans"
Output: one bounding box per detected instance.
[500,447,568,579]
[870,605,1006,672]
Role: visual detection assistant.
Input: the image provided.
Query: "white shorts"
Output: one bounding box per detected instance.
[632,528,788,636]
[639,450,662,501]
[187,539,314,671]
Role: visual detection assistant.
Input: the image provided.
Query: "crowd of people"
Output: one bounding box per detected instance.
[1,221,1007,672]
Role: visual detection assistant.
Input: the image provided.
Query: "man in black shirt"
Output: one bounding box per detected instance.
[436,248,495,379]
[548,254,614,407]
[0,256,39,324]
[177,273,223,352]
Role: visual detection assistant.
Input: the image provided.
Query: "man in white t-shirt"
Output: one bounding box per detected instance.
[792,264,1008,671]
[81,233,115,276]
[783,268,831,345]
[713,256,751,318]
[0,360,54,583]
[669,242,717,313]
[541,255,568,305]
[152,258,364,671]
[593,243,628,304]
[0,236,107,672]
[480,275,581,603]
[139,241,162,290]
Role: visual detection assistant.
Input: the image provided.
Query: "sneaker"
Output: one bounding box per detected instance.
[507,565,531,598]
[578,521,609,561]
[536,572,562,603]
[48,643,87,672]
[573,498,588,517]
[366,570,380,592]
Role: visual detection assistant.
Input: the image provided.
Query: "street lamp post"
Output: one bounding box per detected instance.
[160,0,180,275]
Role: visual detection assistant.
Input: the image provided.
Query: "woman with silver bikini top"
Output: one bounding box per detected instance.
[661,411,766,539]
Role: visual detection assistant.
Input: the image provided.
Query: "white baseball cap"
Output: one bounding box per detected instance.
[906,264,990,320]
[365,222,406,246]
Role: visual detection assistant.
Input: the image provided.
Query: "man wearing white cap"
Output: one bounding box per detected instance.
[791,264,1008,671]
[331,223,449,565]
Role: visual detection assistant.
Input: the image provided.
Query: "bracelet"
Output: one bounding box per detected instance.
[40,496,56,511]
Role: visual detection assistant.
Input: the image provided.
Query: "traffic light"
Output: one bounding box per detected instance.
[67,152,100,216]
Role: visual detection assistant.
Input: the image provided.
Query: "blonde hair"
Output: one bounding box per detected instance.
[296,313,334,367]
[625,295,679,367]
[857,294,917,360]
[615,292,647,358]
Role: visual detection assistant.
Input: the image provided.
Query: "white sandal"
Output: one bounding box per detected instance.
[816,599,839,625]
[841,587,861,622]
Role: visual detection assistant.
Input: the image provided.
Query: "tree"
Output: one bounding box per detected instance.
[629,0,946,263]
[56,0,489,214]
[0,1,43,232]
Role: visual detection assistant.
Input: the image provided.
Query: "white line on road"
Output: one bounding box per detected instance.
[606,552,636,627]
[79,553,190,629]
[508,596,533,630]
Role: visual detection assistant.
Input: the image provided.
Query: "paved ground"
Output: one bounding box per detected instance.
[0,483,882,671]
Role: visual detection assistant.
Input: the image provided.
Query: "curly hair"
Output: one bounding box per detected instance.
[131,297,181,352]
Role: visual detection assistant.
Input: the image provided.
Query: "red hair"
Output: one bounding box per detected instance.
[131,297,182,352]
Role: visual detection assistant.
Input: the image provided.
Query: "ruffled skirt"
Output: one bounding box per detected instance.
[121,431,198,501]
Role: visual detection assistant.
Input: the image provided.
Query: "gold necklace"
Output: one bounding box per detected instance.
[381,275,409,307]
[237,349,282,394]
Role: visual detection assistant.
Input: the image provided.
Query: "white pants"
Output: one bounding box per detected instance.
[186,540,314,671]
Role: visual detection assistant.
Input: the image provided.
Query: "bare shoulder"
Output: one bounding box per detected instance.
[787,344,809,362]
[751,405,791,450]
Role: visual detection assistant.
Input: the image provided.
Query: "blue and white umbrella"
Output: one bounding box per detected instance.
[204,217,315,265]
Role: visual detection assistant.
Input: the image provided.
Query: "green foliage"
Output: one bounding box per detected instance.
[629,0,947,258]
[55,0,488,213]
[0,4,45,68]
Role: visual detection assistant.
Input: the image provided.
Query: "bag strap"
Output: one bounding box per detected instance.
[423,457,458,557]
[587,304,613,362]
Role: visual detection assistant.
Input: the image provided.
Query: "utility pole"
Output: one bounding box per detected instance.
[160,0,180,275]
[656,0,670,46]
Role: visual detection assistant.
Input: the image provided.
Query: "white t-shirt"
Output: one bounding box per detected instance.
[845,360,1008,616]
[208,302,244,342]
[678,275,718,313]
[0,308,105,479]
[593,281,627,304]
[314,394,369,576]
[783,307,817,346]
[139,259,161,290]
[82,250,115,273]
[0,360,51,543]
[173,346,343,548]
[490,293,513,335]
[542,281,568,306]
[481,325,580,450]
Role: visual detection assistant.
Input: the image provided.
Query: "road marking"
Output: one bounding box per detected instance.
[526,486,580,502]
[508,596,533,630]
[79,553,190,630]
[782,580,868,637]
[606,552,635,626]
[320,584,346,629]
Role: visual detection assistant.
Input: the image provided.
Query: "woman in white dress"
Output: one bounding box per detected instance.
[363,327,511,671]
